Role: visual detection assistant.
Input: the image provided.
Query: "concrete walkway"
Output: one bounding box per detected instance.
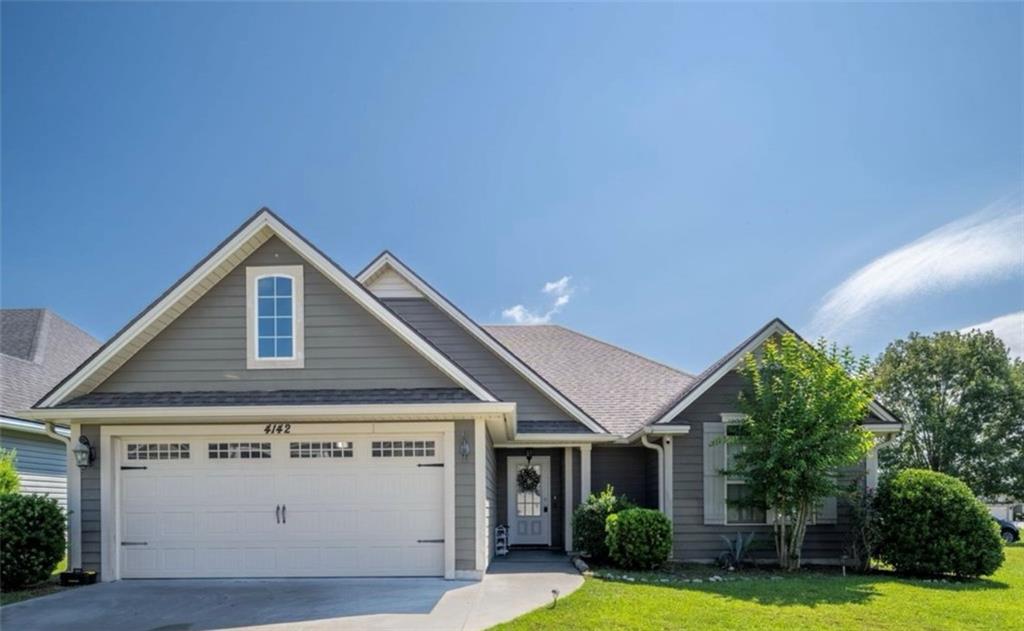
[0,552,582,631]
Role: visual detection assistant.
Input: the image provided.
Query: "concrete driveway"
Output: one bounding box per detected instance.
[0,553,582,631]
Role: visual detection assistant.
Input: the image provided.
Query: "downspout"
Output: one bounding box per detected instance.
[44,422,70,446]
[640,434,665,514]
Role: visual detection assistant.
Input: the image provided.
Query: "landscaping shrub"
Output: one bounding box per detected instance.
[874,469,1004,578]
[572,485,633,563]
[0,449,19,495]
[605,508,672,569]
[0,493,66,589]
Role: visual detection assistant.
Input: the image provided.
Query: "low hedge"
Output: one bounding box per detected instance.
[606,507,672,569]
[874,469,1004,578]
[0,493,66,589]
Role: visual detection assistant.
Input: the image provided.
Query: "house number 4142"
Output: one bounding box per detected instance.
[264,423,291,434]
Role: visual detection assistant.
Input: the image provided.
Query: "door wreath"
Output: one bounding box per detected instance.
[517,467,541,493]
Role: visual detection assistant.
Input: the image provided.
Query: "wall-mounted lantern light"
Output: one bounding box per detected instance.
[525,448,534,464]
[459,433,471,460]
[72,435,94,469]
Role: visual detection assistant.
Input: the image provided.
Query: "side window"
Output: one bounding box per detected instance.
[724,423,767,525]
[246,265,304,369]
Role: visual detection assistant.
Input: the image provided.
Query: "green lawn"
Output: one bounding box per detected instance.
[0,556,68,607]
[495,544,1023,630]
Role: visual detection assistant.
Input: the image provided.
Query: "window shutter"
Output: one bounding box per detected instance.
[703,422,727,525]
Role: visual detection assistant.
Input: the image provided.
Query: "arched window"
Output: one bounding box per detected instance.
[246,265,304,369]
[256,274,295,358]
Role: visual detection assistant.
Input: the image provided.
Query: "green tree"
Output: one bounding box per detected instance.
[732,333,875,571]
[875,330,1024,500]
[0,449,19,495]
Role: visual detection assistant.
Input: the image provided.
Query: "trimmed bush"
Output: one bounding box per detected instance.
[875,469,1004,578]
[606,508,672,569]
[572,485,633,563]
[0,493,66,589]
[0,449,19,495]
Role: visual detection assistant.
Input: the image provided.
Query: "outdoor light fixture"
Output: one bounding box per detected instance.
[525,448,534,464]
[72,435,94,469]
[459,433,471,460]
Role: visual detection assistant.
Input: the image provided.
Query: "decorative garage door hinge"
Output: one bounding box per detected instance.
[417,463,444,467]
[121,541,148,546]
[120,466,147,470]
[417,539,444,544]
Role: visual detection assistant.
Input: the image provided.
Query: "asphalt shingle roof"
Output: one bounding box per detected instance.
[483,325,696,436]
[57,388,478,408]
[1,309,100,418]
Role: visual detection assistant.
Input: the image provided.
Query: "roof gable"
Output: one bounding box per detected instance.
[651,318,901,426]
[356,252,608,434]
[36,209,496,408]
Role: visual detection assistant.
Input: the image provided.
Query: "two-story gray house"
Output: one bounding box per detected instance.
[26,209,900,581]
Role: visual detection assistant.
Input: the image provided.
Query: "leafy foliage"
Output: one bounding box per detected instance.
[605,508,672,569]
[875,469,1004,577]
[717,531,759,569]
[733,333,875,570]
[0,494,66,589]
[845,486,880,572]
[875,330,1024,500]
[572,485,633,563]
[0,449,19,495]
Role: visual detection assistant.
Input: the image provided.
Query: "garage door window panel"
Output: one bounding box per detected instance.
[208,442,272,460]
[127,443,190,460]
[371,440,436,458]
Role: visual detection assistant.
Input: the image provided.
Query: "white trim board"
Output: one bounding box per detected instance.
[356,252,607,434]
[37,209,497,408]
[652,318,902,427]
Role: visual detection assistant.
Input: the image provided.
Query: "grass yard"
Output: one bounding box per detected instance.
[0,556,68,607]
[494,543,1023,630]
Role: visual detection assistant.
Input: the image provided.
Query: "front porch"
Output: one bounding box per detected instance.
[493,445,661,553]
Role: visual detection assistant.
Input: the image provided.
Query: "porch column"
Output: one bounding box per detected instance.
[866,447,879,490]
[580,444,591,501]
[564,447,574,552]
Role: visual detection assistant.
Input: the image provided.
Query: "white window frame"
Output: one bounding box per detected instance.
[246,265,304,369]
[722,413,768,526]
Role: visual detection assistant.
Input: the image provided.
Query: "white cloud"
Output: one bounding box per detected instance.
[960,311,1024,359]
[502,276,574,325]
[810,198,1023,337]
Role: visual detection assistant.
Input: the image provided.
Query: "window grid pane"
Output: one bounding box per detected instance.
[371,440,436,458]
[726,482,767,524]
[289,441,354,459]
[127,443,190,461]
[208,442,272,460]
[256,274,295,359]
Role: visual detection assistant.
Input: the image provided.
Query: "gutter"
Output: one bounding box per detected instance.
[44,422,70,445]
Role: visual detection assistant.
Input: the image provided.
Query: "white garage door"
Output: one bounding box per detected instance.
[118,432,444,578]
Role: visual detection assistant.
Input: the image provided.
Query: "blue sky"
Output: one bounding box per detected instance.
[2,2,1021,374]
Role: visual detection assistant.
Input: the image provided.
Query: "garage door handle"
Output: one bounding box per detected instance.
[282,504,286,524]
[276,504,280,524]
[417,539,444,543]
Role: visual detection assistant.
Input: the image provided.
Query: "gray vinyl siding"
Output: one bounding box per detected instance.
[95,237,457,393]
[485,431,497,566]
[669,371,862,563]
[382,299,574,423]
[455,419,476,571]
[80,424,102,574]
[0,429,67,509]
[495,448,565,549]
[591,445,656,509]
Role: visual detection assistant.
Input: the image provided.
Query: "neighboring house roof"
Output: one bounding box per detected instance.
[357,251,608,434]
[57,388,477,408]
[34,208,498,409]
[1,309,100,423]
[484,325,696,436]
[650,317,902,427]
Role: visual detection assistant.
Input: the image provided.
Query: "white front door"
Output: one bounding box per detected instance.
[507,456,551,546]
[117,432,445,578]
